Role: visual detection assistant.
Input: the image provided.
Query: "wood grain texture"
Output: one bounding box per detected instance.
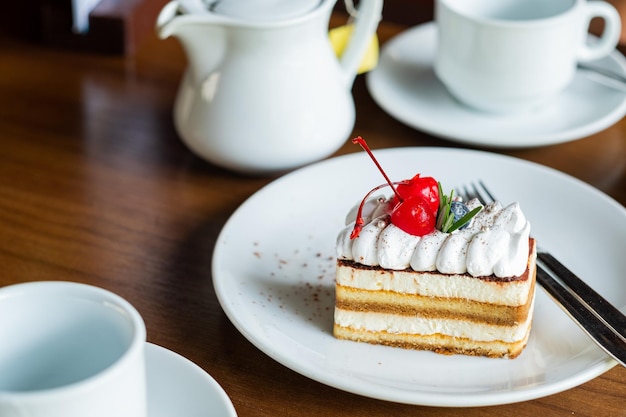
[0,10,624,417]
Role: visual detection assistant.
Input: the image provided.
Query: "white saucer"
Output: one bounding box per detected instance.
[146,343,237,417]
[366,22,626,148]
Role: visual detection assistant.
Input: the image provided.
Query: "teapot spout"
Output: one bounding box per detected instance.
[156,1,188,40]
[156,1,227,85]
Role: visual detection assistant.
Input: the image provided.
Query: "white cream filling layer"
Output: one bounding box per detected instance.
[335,262,534,306]
[334,299,534,343]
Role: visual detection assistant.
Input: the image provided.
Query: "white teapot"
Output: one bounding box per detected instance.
[157,0,383,174]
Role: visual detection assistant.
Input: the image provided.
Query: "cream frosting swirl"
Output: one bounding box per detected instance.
[336,195,531,278]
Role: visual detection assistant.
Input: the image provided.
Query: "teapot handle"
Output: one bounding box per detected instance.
[338,0,383,87]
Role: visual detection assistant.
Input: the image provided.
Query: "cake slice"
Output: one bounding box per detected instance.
[333,138,536,359]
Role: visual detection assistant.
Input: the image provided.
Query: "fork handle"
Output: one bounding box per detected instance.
[537,252,626,340]
[536,265,626,366]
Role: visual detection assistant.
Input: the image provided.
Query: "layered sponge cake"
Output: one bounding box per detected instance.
[334,195,536,359]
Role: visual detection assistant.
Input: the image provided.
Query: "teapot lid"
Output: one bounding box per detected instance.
[206,0,322,21]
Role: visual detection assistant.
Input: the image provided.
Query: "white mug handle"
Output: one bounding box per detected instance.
[578,1,621,61]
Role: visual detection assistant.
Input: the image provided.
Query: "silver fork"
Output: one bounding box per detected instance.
[459,180,626,367]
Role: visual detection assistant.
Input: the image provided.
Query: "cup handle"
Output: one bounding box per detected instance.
[578,1,622,62]
[338,0,383,87]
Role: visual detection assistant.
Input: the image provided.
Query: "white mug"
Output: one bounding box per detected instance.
[0,281,147,417]
[434,0,622,114]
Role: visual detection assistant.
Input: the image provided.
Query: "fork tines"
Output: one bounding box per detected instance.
[459,180,495,205]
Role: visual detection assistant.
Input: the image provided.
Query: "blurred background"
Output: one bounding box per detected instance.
[1,0,433,55]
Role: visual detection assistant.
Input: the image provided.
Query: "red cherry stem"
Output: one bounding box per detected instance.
[352,137,403,203]
[350,182,392,239]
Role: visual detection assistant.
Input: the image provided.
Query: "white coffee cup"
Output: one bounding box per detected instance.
[434,0,622,114]
[0,281,147,417]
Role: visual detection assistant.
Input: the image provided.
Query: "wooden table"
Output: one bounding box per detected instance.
[1,13,624,417]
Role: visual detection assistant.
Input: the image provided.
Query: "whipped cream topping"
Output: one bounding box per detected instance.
[336,195,531,278]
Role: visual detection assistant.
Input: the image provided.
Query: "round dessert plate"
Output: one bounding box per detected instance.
[147,343,237,417]
[366,22,626,148]
[212,148,625,407]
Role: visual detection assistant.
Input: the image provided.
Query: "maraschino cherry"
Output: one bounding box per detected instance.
[350,137,438,239]
[390,174,439,216]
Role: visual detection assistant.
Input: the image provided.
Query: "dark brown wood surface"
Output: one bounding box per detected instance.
[0,11,624,417]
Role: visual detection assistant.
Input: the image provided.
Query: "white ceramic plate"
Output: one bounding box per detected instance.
[147,343,237,417]
[212,148,625,407]
[366,23,626,148]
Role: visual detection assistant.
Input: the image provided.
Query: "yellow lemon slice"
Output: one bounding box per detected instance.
[329,24,379,74]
